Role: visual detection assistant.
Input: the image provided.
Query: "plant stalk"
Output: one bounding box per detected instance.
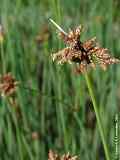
[0,42,6,74]
[85,72,110,160]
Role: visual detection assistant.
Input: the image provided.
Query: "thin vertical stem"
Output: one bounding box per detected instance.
[7,98,24,160]
[84,72,110,160]
[50,2,68,151]
[0,42,6,115]
[0,42,6,74]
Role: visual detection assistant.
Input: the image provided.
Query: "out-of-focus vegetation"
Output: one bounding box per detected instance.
[0,0,120,159]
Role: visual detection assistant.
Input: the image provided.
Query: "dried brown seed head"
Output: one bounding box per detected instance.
[50,19,120,73]
[0,73,19,97]
[31,132,39,140]
[48,150,79,160]
[36,24,50,45]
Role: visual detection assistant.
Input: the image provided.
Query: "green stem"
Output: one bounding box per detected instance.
[0,42,6,74]
[7,98,24,160]
[84,72,110,160]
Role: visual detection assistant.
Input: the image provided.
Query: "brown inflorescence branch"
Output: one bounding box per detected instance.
[51,20,119,73]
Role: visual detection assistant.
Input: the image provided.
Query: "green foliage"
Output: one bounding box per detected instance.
[0,0,119,159]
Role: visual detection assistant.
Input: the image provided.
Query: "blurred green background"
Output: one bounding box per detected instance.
[0,0,120,159]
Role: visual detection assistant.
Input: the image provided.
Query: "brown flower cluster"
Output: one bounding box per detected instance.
[31,131,39,140]
[48,150,78,160]
[51,22,119,73]
[0,73,19,97]
[36,25,50,45]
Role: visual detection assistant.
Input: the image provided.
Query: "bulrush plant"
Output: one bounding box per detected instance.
[50,19,120,160]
